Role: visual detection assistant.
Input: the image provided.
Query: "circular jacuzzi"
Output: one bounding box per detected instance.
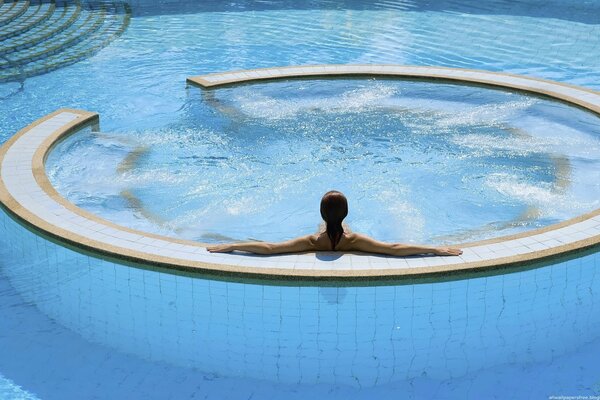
[2,65,599,280]
[47,71,600,247]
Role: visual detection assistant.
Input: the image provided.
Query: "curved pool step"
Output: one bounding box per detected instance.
[0,3,129,82]
[0,0,56,41]
[2,5,107,65]
[0,1,82,56]
[0,1,42,38]
[0,0,130,83]
[0,0,30,26]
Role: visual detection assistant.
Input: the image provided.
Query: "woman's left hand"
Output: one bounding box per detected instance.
[434,247,463,256]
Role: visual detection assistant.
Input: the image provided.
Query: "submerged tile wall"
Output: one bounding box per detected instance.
[2,208,599,387]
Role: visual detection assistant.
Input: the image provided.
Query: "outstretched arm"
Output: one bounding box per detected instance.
[348,234,462,256]
[207,235,317,255]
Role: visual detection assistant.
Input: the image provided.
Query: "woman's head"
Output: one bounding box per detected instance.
[320,191,348,250]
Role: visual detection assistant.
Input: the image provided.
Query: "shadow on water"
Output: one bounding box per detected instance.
[128,0,600,25]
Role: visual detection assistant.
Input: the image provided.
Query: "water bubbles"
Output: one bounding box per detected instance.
[47,79,600,244]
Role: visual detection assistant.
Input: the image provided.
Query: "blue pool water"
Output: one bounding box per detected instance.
[1,210,600,399]
[2,0,600,399]
[46,79,600,244]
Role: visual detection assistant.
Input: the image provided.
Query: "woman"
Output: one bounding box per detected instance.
[207,190,462,256]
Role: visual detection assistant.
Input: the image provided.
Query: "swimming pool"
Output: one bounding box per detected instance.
[1,0,600,399]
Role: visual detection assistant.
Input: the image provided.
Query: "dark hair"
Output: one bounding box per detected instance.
[320,190,348,250]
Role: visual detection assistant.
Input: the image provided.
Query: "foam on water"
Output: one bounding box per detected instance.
[434,98,538,129]
[0,374,40,400]
[234,83,399,120]
[46,79,600,244]
[484,172,598,219]
[452,116,600,157]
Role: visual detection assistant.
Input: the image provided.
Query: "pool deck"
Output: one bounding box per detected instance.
[2,65,600,280]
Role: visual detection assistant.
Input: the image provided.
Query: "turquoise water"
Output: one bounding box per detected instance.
[2,0,600,399]
[46,79,600,244]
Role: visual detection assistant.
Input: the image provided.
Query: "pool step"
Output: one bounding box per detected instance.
[0,0,56,41]
[2,5,107,65]
[0,0,130,83]
[0,0,30,26]
[0,1,83,56]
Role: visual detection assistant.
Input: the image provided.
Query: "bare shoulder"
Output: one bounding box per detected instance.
[293,233,322,251]
[305,234,320,246]
[342,232,371,244]
[285,234,319,246]
[336,232,372,250]
[311,232,334,251]
[338,232,403,254]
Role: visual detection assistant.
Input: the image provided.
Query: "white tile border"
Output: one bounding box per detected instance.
[0,65,599,280]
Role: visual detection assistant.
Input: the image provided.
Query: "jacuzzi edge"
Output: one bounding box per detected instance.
[187,64,600,113]
[0,66,599,282]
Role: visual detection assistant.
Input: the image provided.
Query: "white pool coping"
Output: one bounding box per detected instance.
[1,65,600,280]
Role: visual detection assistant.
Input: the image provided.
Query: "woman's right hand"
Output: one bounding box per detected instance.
[434,247,463,256]
[207,244,235,253]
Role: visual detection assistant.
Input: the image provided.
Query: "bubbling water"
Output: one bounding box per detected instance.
[46,79,600,244]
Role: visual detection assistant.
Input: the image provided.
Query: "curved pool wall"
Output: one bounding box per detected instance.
[2,208,600,388]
